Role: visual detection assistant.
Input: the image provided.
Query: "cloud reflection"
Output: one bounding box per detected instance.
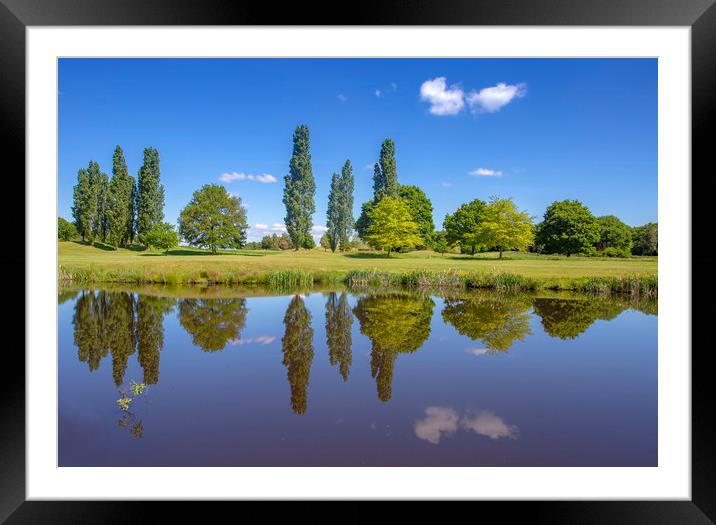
[415,406,518,444]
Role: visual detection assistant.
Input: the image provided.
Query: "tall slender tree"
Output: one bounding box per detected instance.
[107,145,135,248]
[72,167,93,242]
[95,169,110,243]
[375,139,398,200]
[338,160,354,250]
[326,173,341,252]
[136,147,165,245]
[283,125,316,249]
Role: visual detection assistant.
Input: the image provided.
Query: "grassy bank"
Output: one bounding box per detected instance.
[58,241,658,295]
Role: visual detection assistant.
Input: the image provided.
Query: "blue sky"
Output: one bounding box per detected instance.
[58,58,657,241]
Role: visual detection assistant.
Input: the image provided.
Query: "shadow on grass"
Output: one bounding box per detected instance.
[72,240,117,251]
[139,249,268,257]
[343,252,392,259]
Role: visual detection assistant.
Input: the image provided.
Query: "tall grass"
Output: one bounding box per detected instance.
[59,264,656,296]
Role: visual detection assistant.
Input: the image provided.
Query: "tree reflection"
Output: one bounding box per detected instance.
[178,298,249,352]
[73,290,175,386]
[441,293,532,353]
[353,293,434,402]
[325,292,353,381]
[137,295,175,385]
[532,297,627,339]
[282,295,314,415]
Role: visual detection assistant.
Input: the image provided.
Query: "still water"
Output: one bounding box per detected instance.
[58,285,657,466]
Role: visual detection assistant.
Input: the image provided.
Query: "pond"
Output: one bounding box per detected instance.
[58,285,657,466]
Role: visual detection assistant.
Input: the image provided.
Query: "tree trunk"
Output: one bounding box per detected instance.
[499,250,503,259]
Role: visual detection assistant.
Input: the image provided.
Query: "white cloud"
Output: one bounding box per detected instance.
[254,224,268,230]
[374,89,382,97]
[390,82,398,92]
[441,181,453,188]
[312,225,329,234]
[468,168,503,177]
[338,94,348,102]
[419,77,465,116]
[272,223,287,232]
[219,172,278,184]
[414,407,459,445]
[364,163,375,171]
[466,347,489,356]
[460,410,519,440]
[466,82,527,114]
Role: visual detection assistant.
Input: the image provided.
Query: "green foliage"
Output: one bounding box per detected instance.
[136,147,165,244]
[260,233,293,250]
[443,198,487,255]
[325,292,353,381]
[442,294,532,353]
[364,196,423,255]
[129,380,147,396]
[373,139,399,200]
[178,298,248,351]
[355,200,375,241]
[353,293,433,401]
[319,231,331,251]
[282,295,314,414]
[338,160,355,250]
[535,199,600,256]
[58,217,79,241]
[632,222,658,255]
[433,231,449,255]
[602,246,630,258]
[326,172,341,252]
[107,145,135,248]
[143,222,179,253]
[283,125,316,249]
[596,215,632,253]
[116,396,133,411]
[178,184,248,254]
[475,196,534,258]
[399,184,435,249]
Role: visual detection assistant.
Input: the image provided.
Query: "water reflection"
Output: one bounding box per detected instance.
[325,292,353,381]
[281,295,314,415]
[353,293,434,402]
[178,298,248,351]
[442,294,532,353]
[68,287,656,413]
[414,406,519,445]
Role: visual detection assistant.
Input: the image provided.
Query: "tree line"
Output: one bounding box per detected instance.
[62,125,657,258]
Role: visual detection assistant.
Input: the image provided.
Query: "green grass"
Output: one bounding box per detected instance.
[58,241,657,294]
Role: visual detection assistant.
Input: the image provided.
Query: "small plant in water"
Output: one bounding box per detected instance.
[129,380,147,396]
[116,396,133,411]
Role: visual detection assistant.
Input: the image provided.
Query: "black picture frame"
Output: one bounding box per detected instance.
[3,0,713,521]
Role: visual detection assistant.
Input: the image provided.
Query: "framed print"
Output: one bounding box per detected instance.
[3,0,715,521]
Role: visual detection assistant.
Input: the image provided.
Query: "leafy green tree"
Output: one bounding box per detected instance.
[325,292,353,381]
[535,199,600,256]
[143,222,179,253]
[632,222,658,256]
[433,230,449,256]
[283,125,316,249]
[136,147,165,245]
[326,172,341,252]
[398,184,435,249]
[442,294,532,353]
[475,196,534,258]
[442,198,487,255]
[353,293,433,402]
[355,200,375,241]
[72,164,101,243]
[178,184,248,254]
[374,139,399,200]
[58,217,79,241]
[107,145,135,248]
[281,295,314,415]
[338,160,355,250]
[93,166,110,243]
[319,232,331,251]
[178,298,248,352]
[364,197,422,256]
[596,215,633,253]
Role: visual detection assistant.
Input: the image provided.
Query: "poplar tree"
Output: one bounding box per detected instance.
[376,138,398,200]
[136,147,165,245]
[72,167,93,242]
[326,173,341,252]
[107,145,135,248]
[95,170,110,243]
[338,160,354,250]
[283,125,316,249]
